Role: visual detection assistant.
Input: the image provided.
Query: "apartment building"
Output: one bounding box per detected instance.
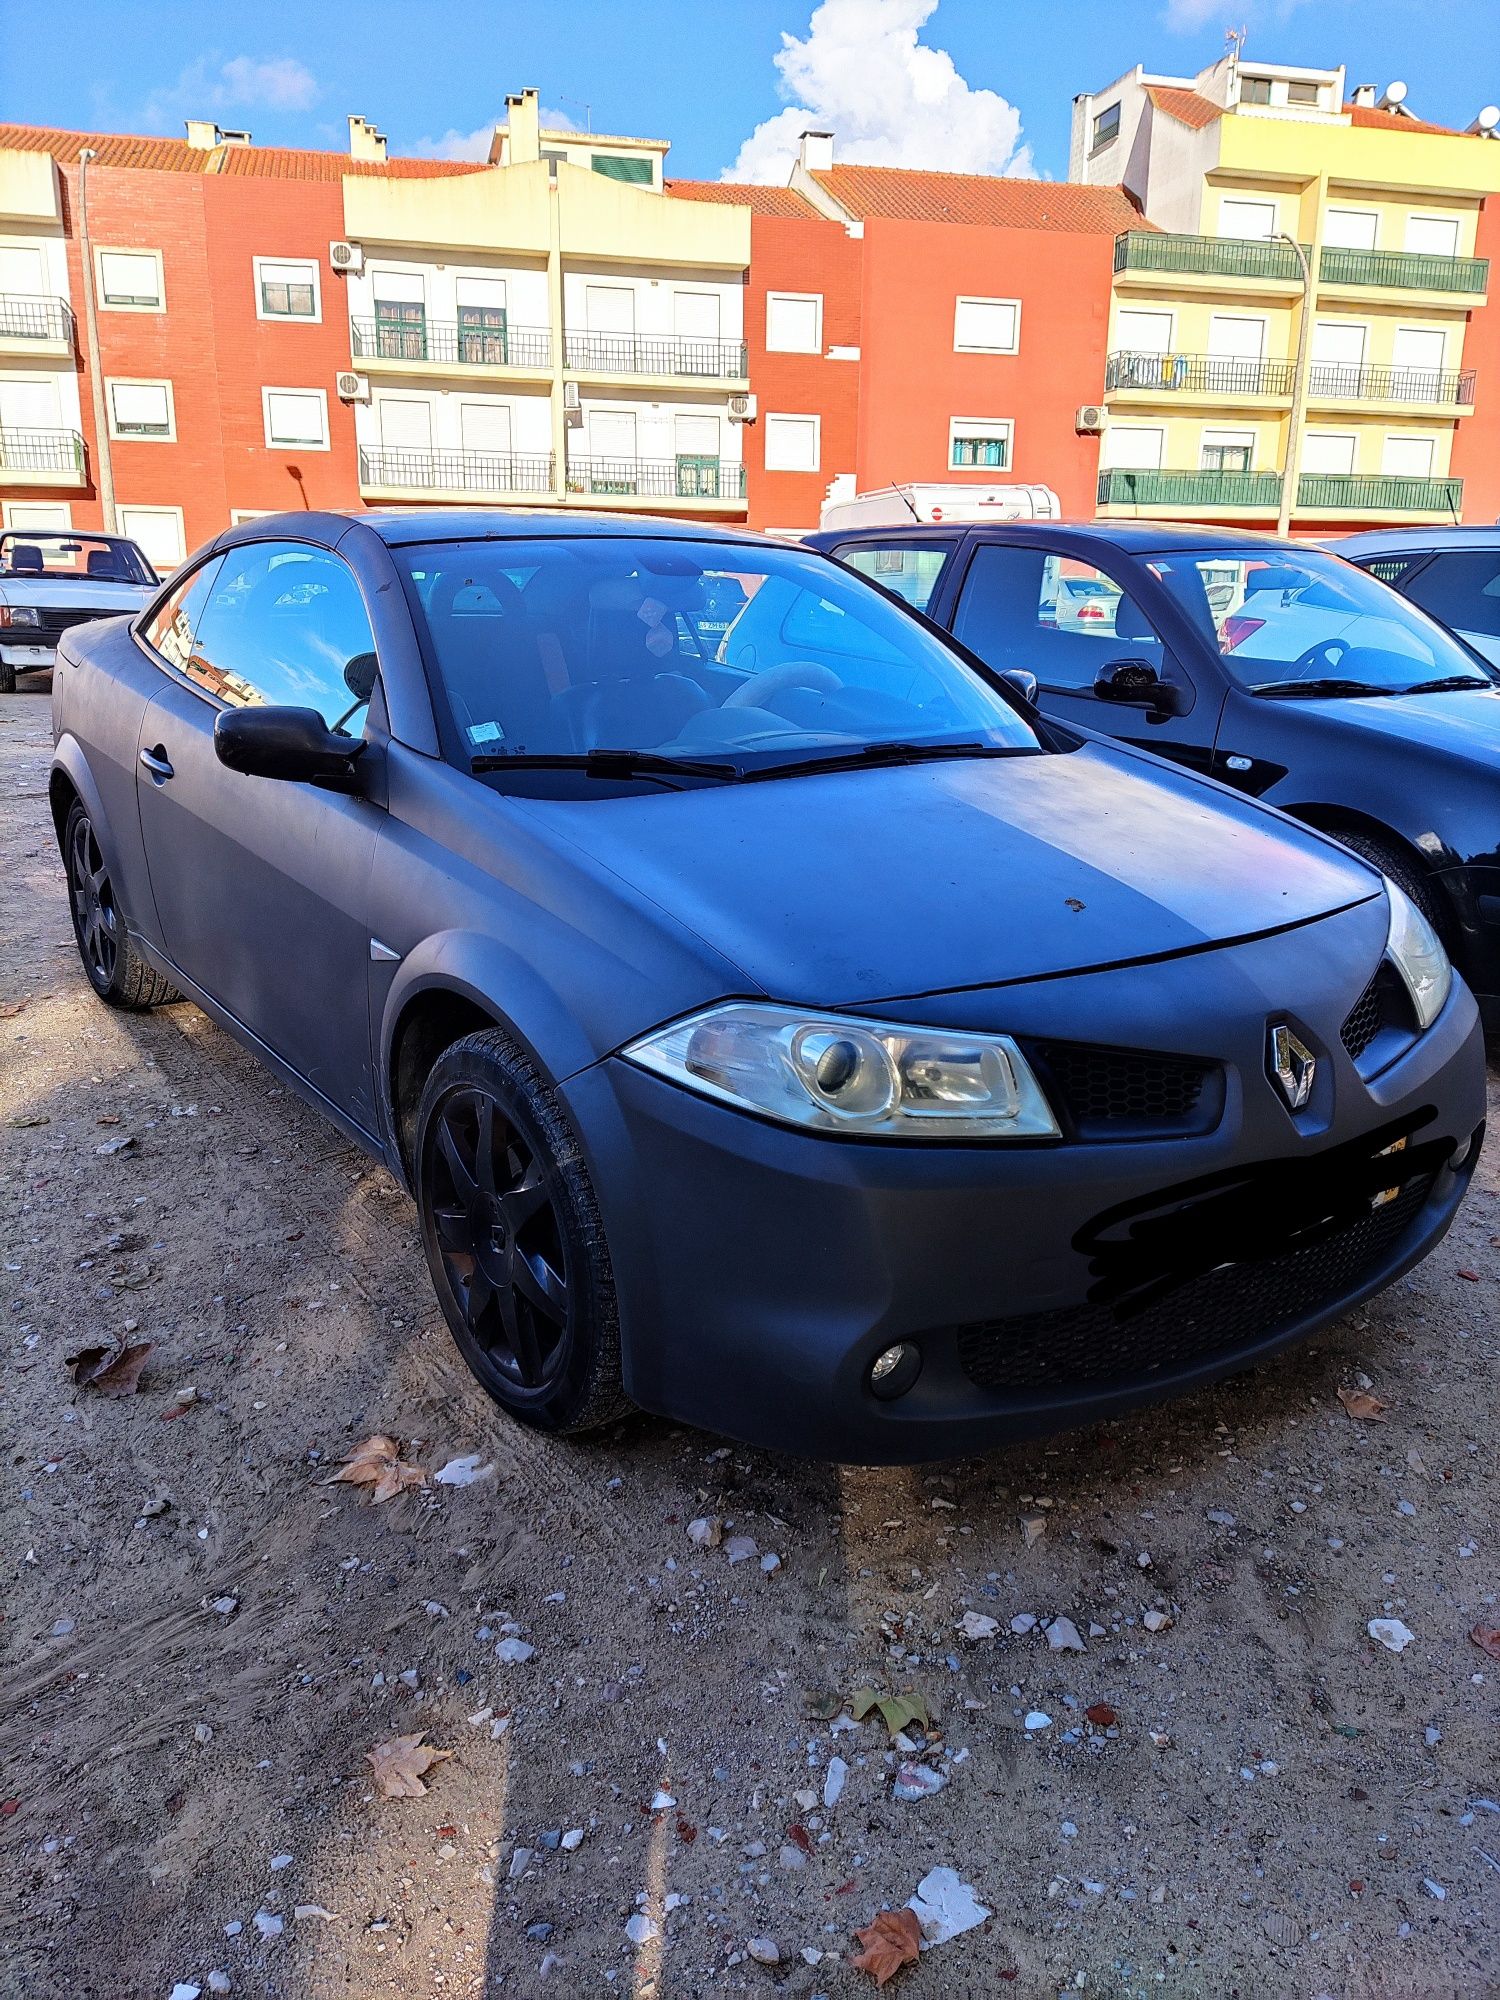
[1072,54,1500,531]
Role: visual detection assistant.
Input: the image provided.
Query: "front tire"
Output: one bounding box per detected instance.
[63,800,178,1010]
[0,663,16,696]
[1332,829,1446,935]
[415,1028,629,1435]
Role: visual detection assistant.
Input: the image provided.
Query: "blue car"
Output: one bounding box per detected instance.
[805,521,1500,1032]
[50,511,1485,1461]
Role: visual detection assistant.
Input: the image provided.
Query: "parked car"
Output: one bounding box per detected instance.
[0,530,158,693]
[805,521,1500,1033]
[1329,527,1500,670]
[51,512,1485,1462]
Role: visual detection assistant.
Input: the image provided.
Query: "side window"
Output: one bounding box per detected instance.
[1397,552,1500,667]
[141,557,223,676]
[837,541,956,613]
[952,545,1165,691]
[189,542,378,729]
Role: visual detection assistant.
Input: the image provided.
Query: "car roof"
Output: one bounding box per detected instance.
[213,507,777,555]
[802,519,1317,557]
[1326,526,1500,556]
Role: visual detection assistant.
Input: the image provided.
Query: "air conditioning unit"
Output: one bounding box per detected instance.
[728,392,758,423]
[329,240,363,275]
[336,371,371,403]
[1076,404,1106,434]
[562,381,581,410]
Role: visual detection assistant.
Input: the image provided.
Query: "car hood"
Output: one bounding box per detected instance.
[0,579,152,612]
[1257,683,1500,758]
[521,741,1378,1009]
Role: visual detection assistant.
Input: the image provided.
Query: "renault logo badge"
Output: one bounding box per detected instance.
[1269,1024,1317,1110]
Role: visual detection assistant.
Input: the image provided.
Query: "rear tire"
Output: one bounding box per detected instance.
[415,1027,629,1436]
[0,664,16,696]
[63,800,179,1010]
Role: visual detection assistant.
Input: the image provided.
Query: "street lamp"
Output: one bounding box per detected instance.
[1276,231,1313,539]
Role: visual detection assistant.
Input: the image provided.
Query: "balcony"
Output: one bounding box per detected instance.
[351,319,552,374]
[0,294,74,354]
[1114,230,1311,285]
[1318,245,1488,297]
[0,426,86,486]
[1096,467,1283,512]
[1104,350,1294,398]
[563,331,748,383]
[1095,466,1465,519]
[358,446,555,501]
[1295,472,1464,517]
[565,455,746,505]
[1307,361,1476,409]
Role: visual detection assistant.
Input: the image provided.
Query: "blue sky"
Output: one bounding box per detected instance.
[1,0,1490,183]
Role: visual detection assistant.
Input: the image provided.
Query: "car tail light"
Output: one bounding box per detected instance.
[1220,615,1264,652]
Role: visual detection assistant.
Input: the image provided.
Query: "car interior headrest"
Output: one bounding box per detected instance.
[7,544,44,574]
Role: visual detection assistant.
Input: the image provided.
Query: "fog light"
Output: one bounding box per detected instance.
[868,1341,921,1401]
[1450,1128,1481,1172]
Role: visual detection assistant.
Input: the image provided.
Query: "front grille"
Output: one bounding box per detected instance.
[1340,965,1414,1065]
[1027,1041,1221,1140]
[41,606,124,637]
[953,1173,1432,1395]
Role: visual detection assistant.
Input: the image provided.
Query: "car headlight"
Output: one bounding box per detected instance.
[0,605,41,627]
[1384,880,1451,1032]
[623,1002,1061,1140]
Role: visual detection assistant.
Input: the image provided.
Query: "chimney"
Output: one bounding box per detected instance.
[185,119,219,148]
[799,129,834,173]
[505,88,541,165]
[348,114,388,163]
[1351,82,1377,108]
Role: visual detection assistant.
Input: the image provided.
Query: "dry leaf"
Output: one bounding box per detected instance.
[852,1906,923,1986]
[851,1687,932,1738]
[0,998,29,1019]
[65,1341,152,1396]
[1337,1386,1389,1423]
[1470,1623,1500,1662]
[366,1732,453,1799]
[327,1435,428,1503]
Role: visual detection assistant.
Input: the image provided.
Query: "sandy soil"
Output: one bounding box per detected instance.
[2,689,1498,2000]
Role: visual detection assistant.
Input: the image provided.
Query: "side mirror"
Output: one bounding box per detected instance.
[1093,658,1188,717]
[214,705,366,792]
[999,667,1039,706]
[343,651,379,705]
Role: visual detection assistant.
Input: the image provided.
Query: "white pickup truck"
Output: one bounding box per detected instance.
[0,530,158,693]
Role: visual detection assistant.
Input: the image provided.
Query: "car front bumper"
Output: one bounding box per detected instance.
[560,907,1488,1463]
[0,641,56,669]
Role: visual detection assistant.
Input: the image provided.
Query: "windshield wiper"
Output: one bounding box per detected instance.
[1394,675,1493,696]
[470,748,741,782]
[744,740,1032,783]
[1250,677,1399,700]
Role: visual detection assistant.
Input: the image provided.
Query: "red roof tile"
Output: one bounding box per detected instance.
[668,179,821,217]
[1346,103,1462,137]
[0,123,486,180]
[811,165,1145,233]
[0,124,212,171]
[214,144,484,180]
[1143,87,1221,131]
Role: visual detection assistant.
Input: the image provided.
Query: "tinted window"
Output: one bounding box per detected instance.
[189,542,378,727]
[142,557,224,676]
[1398,551,1500,668]
[397,535,1040,772]
[953,544,1165,690]
[838,541,955,612]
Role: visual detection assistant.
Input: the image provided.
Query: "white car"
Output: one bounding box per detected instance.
[0,530,158,693]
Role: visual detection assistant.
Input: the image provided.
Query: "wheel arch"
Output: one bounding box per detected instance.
[1284,802,1460,934]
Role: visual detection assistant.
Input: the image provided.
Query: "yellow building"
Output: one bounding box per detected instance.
[341,91,753,516]
[1071,56,1500,526]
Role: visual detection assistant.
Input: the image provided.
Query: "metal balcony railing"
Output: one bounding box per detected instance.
[0,294,75,343]
[1295,473,1464,514]
[358,446,555,494]
[565,455,746,500]
[1318,245,1489,295]
[351,319,553,369]
[1105,349,1295,396]
[1307,361,1476,406]
[564,331,748,380]
[1097,467,1283,509]
[1113,230,1311,282]
[0,427,85,475]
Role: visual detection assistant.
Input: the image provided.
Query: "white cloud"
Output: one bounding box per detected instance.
[142,53,320,129]
[1161,0,1315,31]
[723,0,1033,184]
[412,104,578,162]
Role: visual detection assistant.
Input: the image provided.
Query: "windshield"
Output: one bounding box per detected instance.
[0,531,156,586]
[1146,547,1494,695]
[398,535,1041,776]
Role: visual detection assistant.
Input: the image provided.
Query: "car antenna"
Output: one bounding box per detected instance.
[889,481,921,522]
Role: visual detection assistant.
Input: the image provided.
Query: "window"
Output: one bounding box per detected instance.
[765,292,822,354]
[107,379,174,441]
[591,153,653,184]
[1309,320,1367,395]
[763,413,820,472]
[1286,80,1321,106]
[1104,426,1165,470]
[1301,432,1357,475]
[456,276,509,363]
[117,504,185,570]
[953,297,1020,355]
[262,387,329,451]
[1091,103,1120,150]
[460,400,513,457]
[255,257,320,321]
[0,243,46,293]
[1382,434,1436,478]
[1323,208,1379,251]
[952,545,1166,692]
[3,500,71,533]
[1238,76,1273,105]
[372,270,428,359]
[949,418,1012,470]
[1200,429,1255,472]
[1405,214,1461,258]
[837,541,956,613]
[1400,551,1500,667]
[142,555,223,675]
[96,248,163,311]
[189,541,378,726]
[1218,197,1277,240]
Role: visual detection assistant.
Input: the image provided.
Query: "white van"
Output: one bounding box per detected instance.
[818,482,1062,534]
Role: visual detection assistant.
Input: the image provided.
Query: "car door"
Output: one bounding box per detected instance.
[826,536,961,617]
[1388,549,1500,670]
[945,537,1224,774]
[134,538,383,1134]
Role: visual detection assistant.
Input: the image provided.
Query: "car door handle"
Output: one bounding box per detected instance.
[139,745,174,783]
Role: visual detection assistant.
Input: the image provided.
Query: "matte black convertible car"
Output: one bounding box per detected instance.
[50,511,1486,1461]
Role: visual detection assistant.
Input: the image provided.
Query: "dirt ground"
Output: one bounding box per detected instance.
[2,687,1498,2000]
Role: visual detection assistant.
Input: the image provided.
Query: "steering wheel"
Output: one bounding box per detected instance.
[1286,637,1350,677]
[722,659,843,709]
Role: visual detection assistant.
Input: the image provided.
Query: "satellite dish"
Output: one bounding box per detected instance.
[1480,105,1500,131]
[1385,80,1408,104]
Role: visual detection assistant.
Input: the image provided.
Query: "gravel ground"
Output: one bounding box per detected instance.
[2,688,1498,2000]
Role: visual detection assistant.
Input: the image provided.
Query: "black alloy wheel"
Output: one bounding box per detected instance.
[67,808,119,993]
